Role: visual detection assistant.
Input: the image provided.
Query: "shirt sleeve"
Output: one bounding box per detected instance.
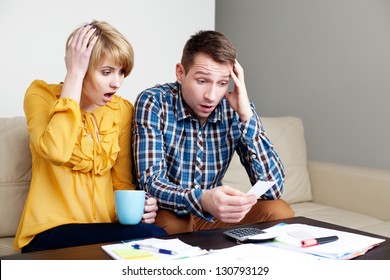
[236,102,285,199]
[133,91,208,219]
[24,80,82,165]
[111,98,136,191]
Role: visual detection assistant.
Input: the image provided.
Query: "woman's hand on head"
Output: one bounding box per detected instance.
[65,24,99,79]
[142,196,158,224]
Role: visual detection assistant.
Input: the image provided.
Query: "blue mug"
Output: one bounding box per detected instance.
[115,190,145,225]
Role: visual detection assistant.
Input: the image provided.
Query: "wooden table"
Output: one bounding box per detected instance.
[2,217,389,260]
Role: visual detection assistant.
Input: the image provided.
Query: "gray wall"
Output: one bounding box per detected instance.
[216,0,390,170]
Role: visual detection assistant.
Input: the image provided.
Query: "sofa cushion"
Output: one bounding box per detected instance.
[359,221,390,238]
[291,202,383,231]
[0,117,31,237]
[308,160,390,221]
[0,237,19,256]
[262,117,312,203]
[223,116,312,204]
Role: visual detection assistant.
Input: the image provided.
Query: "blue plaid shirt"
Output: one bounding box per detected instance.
[133,82,285,220]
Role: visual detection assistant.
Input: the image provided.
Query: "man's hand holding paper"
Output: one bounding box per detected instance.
[246,180,277,198]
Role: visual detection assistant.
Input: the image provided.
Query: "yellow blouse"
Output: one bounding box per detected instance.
[14,80,135,250]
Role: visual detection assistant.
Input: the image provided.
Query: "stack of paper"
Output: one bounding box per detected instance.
[262,223,386,259]
[196,243,323,260]
[102,238,208,260]
[102,224,385,260]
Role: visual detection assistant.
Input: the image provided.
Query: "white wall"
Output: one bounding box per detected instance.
[0,0,215,117]
[216,0,390,170]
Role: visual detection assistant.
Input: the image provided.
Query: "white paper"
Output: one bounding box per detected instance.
[263,223,386,259]
[246,180,276,198]
[197,243,321,260]
[102,238,208,260]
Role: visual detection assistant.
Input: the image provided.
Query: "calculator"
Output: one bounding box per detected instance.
[223,227,279,242]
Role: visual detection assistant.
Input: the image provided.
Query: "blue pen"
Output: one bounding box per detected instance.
[132,244,178,255]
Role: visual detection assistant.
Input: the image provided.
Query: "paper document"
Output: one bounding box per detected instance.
[263,223,386,259]
[247,180,276,198]
[102,238,208,260]
[198,243,322,260]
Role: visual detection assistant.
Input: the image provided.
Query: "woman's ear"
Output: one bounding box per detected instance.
[176,63,185,84]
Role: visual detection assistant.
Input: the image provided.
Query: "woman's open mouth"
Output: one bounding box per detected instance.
[103,92,115,102]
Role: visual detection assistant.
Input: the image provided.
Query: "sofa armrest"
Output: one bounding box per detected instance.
[308,160,390,221]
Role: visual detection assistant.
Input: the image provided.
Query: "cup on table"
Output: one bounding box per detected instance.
[115,190,145,225]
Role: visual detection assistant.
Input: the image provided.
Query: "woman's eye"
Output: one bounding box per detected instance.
[119,69,126,76]
[102,70,111,76]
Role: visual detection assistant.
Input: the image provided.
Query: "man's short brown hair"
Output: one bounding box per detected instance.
[181,30,237,73]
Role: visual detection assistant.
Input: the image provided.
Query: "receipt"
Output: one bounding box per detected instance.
[246,180,276,198]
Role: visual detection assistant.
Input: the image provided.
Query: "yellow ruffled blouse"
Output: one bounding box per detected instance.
[14,80,135,250]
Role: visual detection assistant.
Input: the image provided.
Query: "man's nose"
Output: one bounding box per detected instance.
[204,84,217,101]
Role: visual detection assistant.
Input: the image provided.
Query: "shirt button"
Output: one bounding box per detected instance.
[251,154,257,159]
[195,185,200,189]
[243,129,247,134]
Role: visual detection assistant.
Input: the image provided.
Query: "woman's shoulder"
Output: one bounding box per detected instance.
[25,80,62,99]
[109,95,133,112]
[105,95,133,123]
[112,94,132,105]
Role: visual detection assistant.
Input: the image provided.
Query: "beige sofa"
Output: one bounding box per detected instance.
[1,116,389,257]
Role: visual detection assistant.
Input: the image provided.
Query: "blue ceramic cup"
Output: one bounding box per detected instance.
[115,190,145,225]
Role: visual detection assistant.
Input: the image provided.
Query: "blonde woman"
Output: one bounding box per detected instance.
[15,20,166,253]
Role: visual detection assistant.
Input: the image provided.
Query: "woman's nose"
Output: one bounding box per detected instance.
[110,75,122,89]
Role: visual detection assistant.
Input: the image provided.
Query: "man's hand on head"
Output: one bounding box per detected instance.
[225,60,253,122]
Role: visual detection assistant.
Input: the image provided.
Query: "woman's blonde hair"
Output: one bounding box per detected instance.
[66,20,134,77]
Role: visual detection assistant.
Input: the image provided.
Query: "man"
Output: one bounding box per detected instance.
[133,30,294,234]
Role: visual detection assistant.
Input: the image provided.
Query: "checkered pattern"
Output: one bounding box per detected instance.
[133,82,285,220]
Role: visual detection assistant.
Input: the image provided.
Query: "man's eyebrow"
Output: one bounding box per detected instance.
[194,71,230,78]
[194,70,211,75]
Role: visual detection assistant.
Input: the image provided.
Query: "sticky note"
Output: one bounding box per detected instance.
[113,248,158,260]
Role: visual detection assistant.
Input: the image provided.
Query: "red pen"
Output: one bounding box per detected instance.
[301,235,339,248]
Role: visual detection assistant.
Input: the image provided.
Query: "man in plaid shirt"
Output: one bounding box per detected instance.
[133,30,294,234]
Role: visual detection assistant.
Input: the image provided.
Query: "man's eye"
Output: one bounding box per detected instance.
[219,81,228,87]
[102,70,111,76]
[197,80,206,84]
[119,69,126,76]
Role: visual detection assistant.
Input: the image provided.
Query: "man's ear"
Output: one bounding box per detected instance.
[176,63,185,84]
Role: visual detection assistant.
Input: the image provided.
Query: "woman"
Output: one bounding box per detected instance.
[14,20,166,253]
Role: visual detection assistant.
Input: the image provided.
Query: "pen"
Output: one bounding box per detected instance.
[301,235,339,248]
[131,244,178,255]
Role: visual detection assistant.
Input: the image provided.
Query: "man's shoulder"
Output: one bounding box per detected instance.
[136,82,179,104]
